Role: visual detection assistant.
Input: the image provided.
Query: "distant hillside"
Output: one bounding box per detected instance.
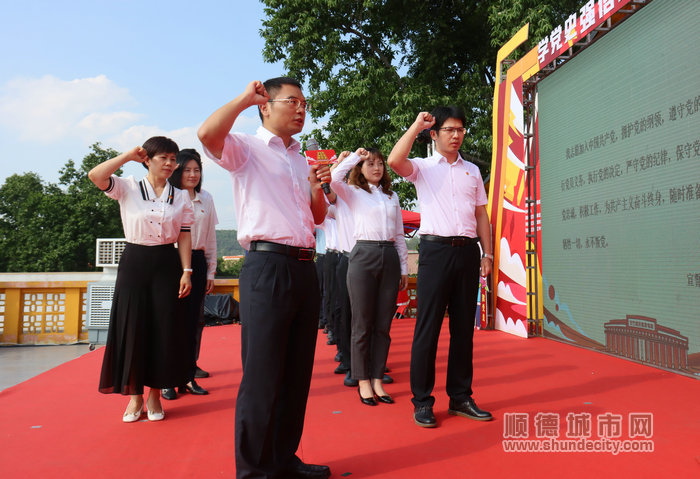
[216,230,245,256]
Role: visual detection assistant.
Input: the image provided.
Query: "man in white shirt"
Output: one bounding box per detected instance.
[388,106,494,428]
[198,78,331,479]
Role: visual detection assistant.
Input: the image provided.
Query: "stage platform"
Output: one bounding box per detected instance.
[1,317,698,478]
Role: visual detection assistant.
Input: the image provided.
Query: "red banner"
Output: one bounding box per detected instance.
[537,0,634,68]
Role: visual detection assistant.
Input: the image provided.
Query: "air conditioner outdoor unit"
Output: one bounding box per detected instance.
[87,238,126,349]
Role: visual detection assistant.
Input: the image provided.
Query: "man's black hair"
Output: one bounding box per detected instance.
[258,76,303,121]
[430,106,466,130]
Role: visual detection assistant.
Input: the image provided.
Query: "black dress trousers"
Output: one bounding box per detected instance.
[323,251,339,336]
[410,239,481,408]
[315,253,326,327]
[188,249,208,377]
[234,250,320,479]
[335,253,352,370]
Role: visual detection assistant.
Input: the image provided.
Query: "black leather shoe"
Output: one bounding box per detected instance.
[180,380,208,395]
[286,461,331,479]
[343,372,358,387]
[414,406,437,427]
[334,351,342,362]
[161,388,177,400]
[358,387,377,406]
[448,397,493,421]
[382,373,393,384]
[376,394,394,404]
[334,364,349,374]
[194,366,210,378]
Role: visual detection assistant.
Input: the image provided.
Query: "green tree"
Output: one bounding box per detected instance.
[0,172,64,271]
[261,0,580,207]
[215,229,245,256]
[216,256,245,278]
[56,143,124,271]
[0,143,123,272]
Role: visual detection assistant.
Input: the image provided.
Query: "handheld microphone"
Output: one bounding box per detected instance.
[307,138,331,194]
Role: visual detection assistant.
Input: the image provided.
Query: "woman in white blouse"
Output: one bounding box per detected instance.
[330,148,408,406]
[161,149,218,399]
[89,137,194,422]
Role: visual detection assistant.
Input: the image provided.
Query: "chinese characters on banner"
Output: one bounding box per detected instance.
[537,0,634,67]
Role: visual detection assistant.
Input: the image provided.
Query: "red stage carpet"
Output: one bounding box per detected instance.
[1,318,699,478]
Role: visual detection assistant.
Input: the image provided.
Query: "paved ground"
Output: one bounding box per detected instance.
[0,343,92,391]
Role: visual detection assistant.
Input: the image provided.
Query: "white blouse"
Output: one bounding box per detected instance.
[104,175,194,246]
[190,189,219,280]
[330,152,408,274]
[334,195,356,254]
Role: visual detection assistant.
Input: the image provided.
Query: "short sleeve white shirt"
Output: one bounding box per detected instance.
[104,175,194,245]
[202,126,315,250]
[404,152,487,237]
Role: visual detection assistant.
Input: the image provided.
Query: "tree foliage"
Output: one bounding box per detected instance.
[0,143,124,272]
[261,0,581,207]
[215,229,246,257]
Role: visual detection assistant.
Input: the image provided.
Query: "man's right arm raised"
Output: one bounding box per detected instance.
[387,112,435,178]
[198,81,270,160]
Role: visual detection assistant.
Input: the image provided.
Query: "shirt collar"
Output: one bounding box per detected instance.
[256,125,301,154]
[140,176,172,201]
[431,151,464,165]
[191,190,201,203]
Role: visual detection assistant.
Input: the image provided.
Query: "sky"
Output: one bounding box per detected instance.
[0,0,322,229]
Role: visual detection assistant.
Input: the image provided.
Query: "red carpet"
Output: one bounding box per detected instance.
[1,318,699,478]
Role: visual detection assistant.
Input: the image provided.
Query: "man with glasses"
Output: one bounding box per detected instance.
[198,77,331,479]
[387,106,494,428]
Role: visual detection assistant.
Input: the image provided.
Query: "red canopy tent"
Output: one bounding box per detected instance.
[401,210,420,238]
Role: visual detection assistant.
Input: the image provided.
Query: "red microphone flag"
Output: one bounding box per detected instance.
[305,149,337,166]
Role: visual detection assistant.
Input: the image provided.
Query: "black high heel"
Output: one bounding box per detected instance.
[357,387,377,406]
[376,394,394,404]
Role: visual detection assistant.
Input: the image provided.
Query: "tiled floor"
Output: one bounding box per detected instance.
[0,344,93,391]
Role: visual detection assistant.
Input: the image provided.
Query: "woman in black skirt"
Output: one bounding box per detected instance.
[161,149,218,399]
[330,148,408,405]
[89,136,194,422]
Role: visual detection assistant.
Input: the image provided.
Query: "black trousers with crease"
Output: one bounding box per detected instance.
[234,251,320,479]
[410,239,481,408]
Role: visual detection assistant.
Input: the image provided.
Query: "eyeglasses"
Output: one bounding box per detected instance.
[439,127,467,135]
[268,98,310,111]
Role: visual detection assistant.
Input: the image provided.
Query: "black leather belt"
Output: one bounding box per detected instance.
[249,241,316,261]
[421,234,479,247]
[356,240,394,246]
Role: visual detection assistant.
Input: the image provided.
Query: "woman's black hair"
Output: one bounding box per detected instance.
[170,149,202,192]
[140,136,179,169]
